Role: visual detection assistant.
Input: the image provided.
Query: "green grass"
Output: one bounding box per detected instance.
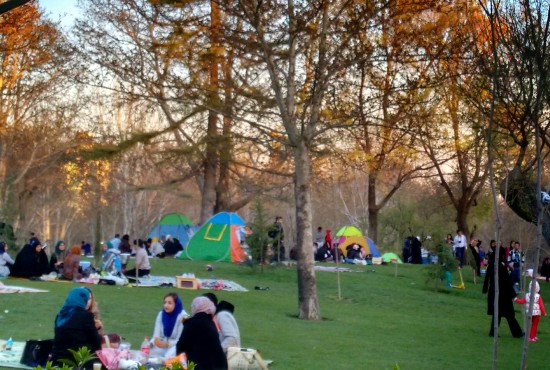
[0,260,548,370]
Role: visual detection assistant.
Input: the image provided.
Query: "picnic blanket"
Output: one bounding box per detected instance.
[0,282,48,294]
[128,275,248,291]
[314,266,360,273]
[0,341,32,369]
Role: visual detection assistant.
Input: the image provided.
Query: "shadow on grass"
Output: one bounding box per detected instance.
[286,313,335,321]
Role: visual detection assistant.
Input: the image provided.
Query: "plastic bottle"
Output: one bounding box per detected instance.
[140,336,150,356]
[6,337,13,350]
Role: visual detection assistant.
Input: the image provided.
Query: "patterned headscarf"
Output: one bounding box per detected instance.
[191,296,216,316]
[162,294,184,337]
[55,287,90,328]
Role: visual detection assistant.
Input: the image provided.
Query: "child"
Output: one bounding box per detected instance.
[515,270,546,342]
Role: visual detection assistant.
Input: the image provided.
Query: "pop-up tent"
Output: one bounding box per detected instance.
[335,225,381,257]
[147,213,196,247]
[182,212,250,262]
[381,252,403,263]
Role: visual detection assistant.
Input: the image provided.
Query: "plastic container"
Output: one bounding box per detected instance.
[6,337,13,350]
[140,336,150,356]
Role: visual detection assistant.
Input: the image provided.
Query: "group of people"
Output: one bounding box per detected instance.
[482,244,546,342]
[0,232,161,281]
[52,287,240,369]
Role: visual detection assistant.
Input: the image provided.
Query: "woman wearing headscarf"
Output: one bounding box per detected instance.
[150,292,189,358]
[49,240,66,275]
[202,293,241,352]
[482,245,524,338]
[101,241,122,275]
[176,296,227,370]
[11,239,49,278]
[0,242,15,277]
[51,287,102,368]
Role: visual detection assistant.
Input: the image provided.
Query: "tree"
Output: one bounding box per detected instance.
[216,0,385,319]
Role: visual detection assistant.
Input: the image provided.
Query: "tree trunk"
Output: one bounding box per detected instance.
[367,171,378,243]
[294,141,320,320]
[200,0,221,223]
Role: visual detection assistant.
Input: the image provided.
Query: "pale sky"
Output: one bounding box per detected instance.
[38,0,80,26]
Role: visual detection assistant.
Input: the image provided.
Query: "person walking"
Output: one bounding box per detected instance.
[482,246,524,338]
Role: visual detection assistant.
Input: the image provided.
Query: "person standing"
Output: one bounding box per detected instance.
[541,257,550,283]
[469,239,482,276]
[411,236,423,264]
[482,246,524,338]
[508,241,523,290]
[269,216,285,262]
[453,230,467,268]
[515,271,546,342]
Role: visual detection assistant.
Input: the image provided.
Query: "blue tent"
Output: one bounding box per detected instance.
[147,213,197,247]
[366,237,381,257]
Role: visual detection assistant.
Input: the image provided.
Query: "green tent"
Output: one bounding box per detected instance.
[381,252,403,263]
[335,225,362,237]
[182,212,249,262]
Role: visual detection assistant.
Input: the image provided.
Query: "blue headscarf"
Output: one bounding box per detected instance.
[0,242,5,254]
[162,294,184,337]
[55,287,91,328]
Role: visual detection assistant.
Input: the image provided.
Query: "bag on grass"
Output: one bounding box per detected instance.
[227,347,268,370]
[20,339,53,367]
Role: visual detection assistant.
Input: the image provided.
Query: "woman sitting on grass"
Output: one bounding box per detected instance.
[177,296,227,370]
[49,240,66,275]
[0,242,15,277]
[51,287,102,369]
[203,293,241,352]
[124,242,151,278]
[11,240,49,279]
[150,292,189,358]
[62,246,83,281]
[101,241,122,275]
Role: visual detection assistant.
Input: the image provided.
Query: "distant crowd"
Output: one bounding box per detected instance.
[0,232,188,281]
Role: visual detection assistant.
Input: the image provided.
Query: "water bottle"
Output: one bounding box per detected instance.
[6,337,13,350]
[140,336,150,356]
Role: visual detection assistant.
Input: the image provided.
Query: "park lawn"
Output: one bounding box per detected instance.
[0,259,548,370]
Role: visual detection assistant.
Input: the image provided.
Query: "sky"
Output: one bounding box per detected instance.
[38,0,80,26]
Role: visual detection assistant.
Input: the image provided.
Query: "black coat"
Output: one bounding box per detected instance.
[11,244,49,278]
[482,259,517,316]
[176,312,228,370]
[51,307,102,368]
[164,239,183,256]
[410,238,422,264]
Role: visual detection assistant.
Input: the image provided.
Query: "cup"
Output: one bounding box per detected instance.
[93,362,102,370]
